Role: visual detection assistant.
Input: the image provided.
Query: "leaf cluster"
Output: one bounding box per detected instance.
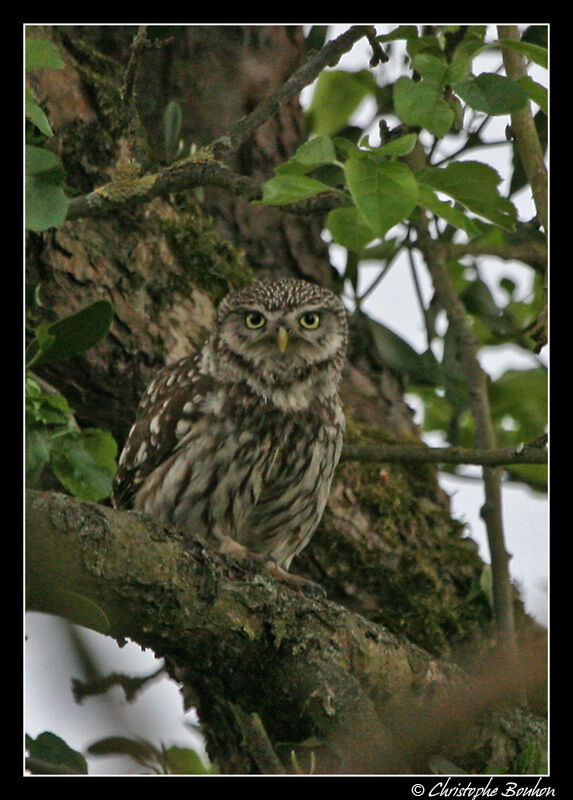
[26,301,117,501]
[26,730,214,775]
[25,37,70,230]
[257,24,547,491]
[86,735,215,774]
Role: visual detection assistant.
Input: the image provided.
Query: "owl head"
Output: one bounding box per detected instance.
[206,279,348,408]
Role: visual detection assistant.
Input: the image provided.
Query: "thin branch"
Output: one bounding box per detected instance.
[120,25,148,105]
[406,232,433,349]
[341,441,547,467]
[214,26,375,155]
[497,27,547,234]
[497,26,548,350]
[446,234,547,273]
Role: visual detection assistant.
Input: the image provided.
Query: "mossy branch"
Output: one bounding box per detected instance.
[25,488,545,774]
[65,25,373,222]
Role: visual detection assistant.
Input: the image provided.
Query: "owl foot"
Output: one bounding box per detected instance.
[218,538,325,596]
[261,558,326,598]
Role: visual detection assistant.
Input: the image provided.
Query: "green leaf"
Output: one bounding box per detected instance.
[256,174,333,206]
[26,378,75,426]
[25,37,65,71]
[488,367,547,491]
[445,31,488,83]
[26,181,68,231]
[27,299,114,366]
[375,25,419,44]
[344,156,419,237]
[50,431,115,501]
[393,76,454,138]
[367,316,441,385]
[25,428,53,486]
[417,184,481,237]
[361,132,418,157]
[453,73,528,115]
[87,736,159,763]
[82,427,118,474]
[517,76,547,113]
[25,145,69,231]
[25,87,54,137]
[163,99,183,162]
[276,135,338,175]
[26,144,66,182]
[307,69,377,136]
[60,591,111,634]
[26,732,88,774]
[494,38,548,69]
[416,161,517,230]
[163,746,214,774]
[489,368,547,442]
[326,206,376,252]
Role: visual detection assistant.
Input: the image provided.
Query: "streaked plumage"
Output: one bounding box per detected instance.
[113,278,347,589]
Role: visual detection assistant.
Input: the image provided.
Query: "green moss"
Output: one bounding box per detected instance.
[163,204,254,302]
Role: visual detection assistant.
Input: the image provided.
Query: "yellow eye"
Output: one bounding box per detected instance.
[245,311,266,329]
[299,312,320,330]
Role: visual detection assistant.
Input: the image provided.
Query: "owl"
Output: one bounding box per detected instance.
[112,278,348,591]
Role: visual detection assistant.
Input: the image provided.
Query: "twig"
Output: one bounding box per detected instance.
[120,25,148,106]
[341,441,547,466]
[72,665,165,703]
[214,26,375,155]
[446,234,546,273]
[229,704,287,774]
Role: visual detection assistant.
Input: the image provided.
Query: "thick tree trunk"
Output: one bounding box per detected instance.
[26,25,546,773]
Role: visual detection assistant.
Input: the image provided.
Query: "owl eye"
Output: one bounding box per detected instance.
[245,311,266,329]
[299,312,321,330]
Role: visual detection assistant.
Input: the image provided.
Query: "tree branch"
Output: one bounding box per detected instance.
[497,25,548,350]
[25,488,544,774]
[65,25,373,223]
[341,440,547,467]
[24,488,407,772]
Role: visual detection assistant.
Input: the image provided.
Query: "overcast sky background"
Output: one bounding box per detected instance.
[25,24,548,775]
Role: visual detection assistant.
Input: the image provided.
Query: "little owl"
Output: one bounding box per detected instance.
[112,278,348,591]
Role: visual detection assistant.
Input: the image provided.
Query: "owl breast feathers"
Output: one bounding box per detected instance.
[113,278,348,588]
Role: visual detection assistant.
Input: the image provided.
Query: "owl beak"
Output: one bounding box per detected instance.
[277,327,289,353]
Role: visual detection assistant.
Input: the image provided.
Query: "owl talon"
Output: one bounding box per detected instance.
[262,558,326,597]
